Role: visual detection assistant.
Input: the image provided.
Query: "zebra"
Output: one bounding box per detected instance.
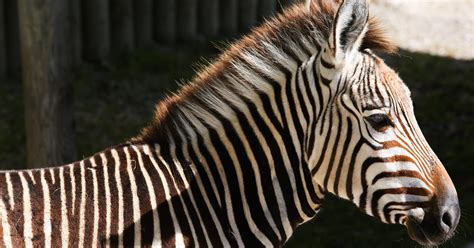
[0,0,460,247]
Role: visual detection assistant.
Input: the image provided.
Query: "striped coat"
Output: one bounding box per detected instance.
[0,0,459,247]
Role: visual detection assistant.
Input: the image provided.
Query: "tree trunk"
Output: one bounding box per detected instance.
[0,0,5,79]
[110,0,134,56]
[134,0,153,48]
[18,0,77,168]
[199,0,219,38]
[5,0,20,78]
[154,0,175,44]
[176,0,198,41]
[258,0,276,21]
[219,0,238,37]
[239,0,258,32]
[70,0,82,66]
[82,0,110,62]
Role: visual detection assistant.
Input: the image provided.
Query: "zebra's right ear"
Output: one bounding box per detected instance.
[328,0,369,65]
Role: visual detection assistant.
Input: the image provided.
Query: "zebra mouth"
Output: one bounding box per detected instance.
[406,218,431,245]
[406,215,452,246]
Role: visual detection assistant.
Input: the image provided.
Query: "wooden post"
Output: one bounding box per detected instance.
[134,0,153,47]
[239,0,258,32]
[18,0,77,168]
[0,0,5,79]
[176,0,198,41]
[219,0,238,37]
[82,0,110,62]
[154,0,176,44]
[110,0,134,56]
[5,0,21,78]
[199,0,219,38]
[258,0,277,21]
[70,0,82,66]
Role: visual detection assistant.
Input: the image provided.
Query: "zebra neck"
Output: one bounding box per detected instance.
[150,61,327,245]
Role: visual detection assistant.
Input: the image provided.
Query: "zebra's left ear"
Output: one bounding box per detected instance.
[329,0,369,65]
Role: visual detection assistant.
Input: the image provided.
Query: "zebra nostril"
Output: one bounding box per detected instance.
[441,210,453,229]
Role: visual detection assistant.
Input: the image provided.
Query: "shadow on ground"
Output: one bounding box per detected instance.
[0,45,472,247]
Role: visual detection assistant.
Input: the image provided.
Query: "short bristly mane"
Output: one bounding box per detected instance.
[133,0,395,144]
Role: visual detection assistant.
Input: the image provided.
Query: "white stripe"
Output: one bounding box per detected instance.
[165,137,199,247]
[19,172,33,247]
[185,93,277,244]
[90,158,100,247]
[180,110,244,246]
[27,170,36,184]
[213,87,285,239]
[146,145,185,247]
[101,153,112,247]
[41,170,52,248]
[59,167,69,247]
[70,164,76,214]
[112,149,125,246]
[225,75,293,236]
[49,169,56,184]
[5,173,14,210]
[173,131,212,246]
[133,145,161,247]
[0,197,13,248]
[180,120,222,207]
[78,161,87,247]
[180,123,231,247]
[211,118,273,246]
[124,147,141,247]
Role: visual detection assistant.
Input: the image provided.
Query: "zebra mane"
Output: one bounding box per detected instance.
[133,0,396,144]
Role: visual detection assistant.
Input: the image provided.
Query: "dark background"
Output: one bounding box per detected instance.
[0,0,473,247]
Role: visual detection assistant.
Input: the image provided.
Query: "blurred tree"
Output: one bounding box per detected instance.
[70,0,82,66]
[5,0,20,78]
[219,0,238,37]
[177,0,198,41]
[258,0,277,21]
[277,0,295,12]
[239,0,258,32]
[18,0,77,168]
[82,0,110,62]
[154,0,176,44]
[0,0,5,79]
[199,0,219,37]
[134,0,153,47]
[110,0,134,56]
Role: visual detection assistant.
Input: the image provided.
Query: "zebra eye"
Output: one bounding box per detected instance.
[365,114,393,131]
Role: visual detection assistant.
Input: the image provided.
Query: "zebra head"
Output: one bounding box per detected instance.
[308,0,460,245]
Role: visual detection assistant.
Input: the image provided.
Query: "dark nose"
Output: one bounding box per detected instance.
[422,198,460,239]
[407,191,460,245]
[439,204,460,233]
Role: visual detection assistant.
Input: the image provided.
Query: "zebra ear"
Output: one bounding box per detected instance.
[329,0,369,64]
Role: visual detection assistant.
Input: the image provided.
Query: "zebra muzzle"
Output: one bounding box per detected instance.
[406,188,460,245]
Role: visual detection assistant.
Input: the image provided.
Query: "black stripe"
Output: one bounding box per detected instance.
[172,133,208,246]
[320,57,334,69]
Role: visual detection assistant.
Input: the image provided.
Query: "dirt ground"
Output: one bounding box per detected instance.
[371,0,474,60]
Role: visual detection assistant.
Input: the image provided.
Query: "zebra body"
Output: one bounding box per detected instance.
[0,0,460,247]
[0,136,320,247]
